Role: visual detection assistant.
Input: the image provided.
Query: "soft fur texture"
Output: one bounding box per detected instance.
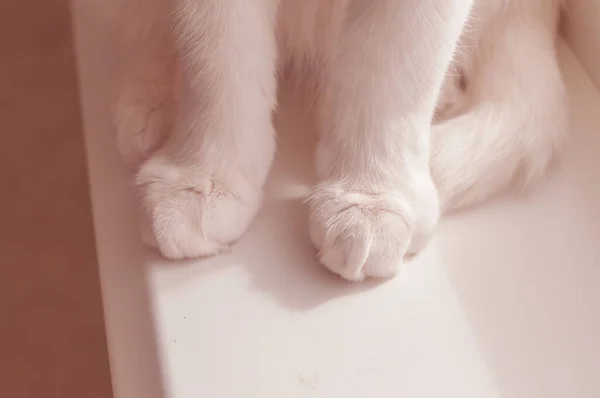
[112,0,567,281]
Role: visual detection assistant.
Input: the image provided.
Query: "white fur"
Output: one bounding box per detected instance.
[432,0,567,211]
[111,0,567,280]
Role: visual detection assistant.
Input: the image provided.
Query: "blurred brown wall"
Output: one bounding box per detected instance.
[0,2,113,397]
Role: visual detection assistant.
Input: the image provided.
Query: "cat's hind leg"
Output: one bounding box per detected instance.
[431,1,567,212]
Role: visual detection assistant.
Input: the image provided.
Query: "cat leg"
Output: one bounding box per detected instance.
[309,0,473,281]
[137,0,279,259]
[114,9,174,166]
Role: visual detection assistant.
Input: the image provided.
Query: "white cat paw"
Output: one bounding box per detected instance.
[307,182,439,281]
[136,157,262,259]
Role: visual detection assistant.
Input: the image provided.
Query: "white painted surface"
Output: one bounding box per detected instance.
[73,5,600,397]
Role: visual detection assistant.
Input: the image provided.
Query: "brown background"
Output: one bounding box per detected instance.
[0,2,113,397]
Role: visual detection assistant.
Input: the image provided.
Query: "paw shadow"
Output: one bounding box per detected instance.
[150,196,383,312]
[236,197,384,312]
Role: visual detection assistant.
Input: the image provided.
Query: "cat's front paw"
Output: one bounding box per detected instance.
[137,156,263,259]
[307,181,439,281]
